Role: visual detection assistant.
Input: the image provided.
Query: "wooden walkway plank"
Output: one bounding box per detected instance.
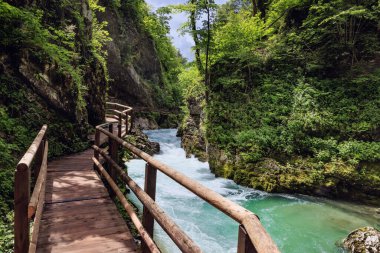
[36,149,137,253]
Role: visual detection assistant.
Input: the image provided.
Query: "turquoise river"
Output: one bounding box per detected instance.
[126,129,380,253]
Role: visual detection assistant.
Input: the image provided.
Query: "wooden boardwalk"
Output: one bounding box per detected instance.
[36,149,137,253]
[14,103,279,253]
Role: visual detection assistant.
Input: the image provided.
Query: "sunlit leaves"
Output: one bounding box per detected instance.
[213,10,265,60]
[178,65,204,99]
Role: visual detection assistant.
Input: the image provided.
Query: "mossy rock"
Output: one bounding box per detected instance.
[341,227,380,253]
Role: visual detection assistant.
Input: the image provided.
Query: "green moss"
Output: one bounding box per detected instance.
[222,163,234,178]
[216,154,380,203]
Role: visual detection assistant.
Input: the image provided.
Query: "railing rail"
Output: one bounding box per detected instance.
[92,145,202,253]
[14,125,48,253]
[106,102,133,137]
[94,114,280,253]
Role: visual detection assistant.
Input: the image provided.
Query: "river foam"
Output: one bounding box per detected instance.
[126,129,379,253]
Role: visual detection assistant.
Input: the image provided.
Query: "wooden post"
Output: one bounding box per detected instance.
[108,124,118,198]
[141,163,157,253]
[237,225,257,253]
[125,111,129,134]
[129,111,134,132]
[14,163,30,253]
[118,113,122,138]
[94,129,100,172]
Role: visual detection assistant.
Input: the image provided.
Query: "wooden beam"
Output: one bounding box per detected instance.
[29,179,46,253]
[92,146,202,253]
[118,113,122,138]
[28,141,48,218]
[141,163,157,253]
[106,102,132,111]
[95,127,280,253]
[14,163,30,253]
[238,225,257,253]
[125,112,129,134]
[94,129,100,161]
[32,140,44,180]
[14,125,47,253]
[92,158,160,253]
[108,124,118,183]
[18,125,47,168]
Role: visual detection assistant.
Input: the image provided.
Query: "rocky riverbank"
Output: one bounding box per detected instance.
[178,92,380,206]
[208,147,380,206]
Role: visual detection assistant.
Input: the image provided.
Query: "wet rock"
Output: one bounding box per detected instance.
[342,227,380,253]
[188,97,202,118]
[176,93,207,161]
[133,117,159,130]
[178,115,207,162]
[125,128,160,156]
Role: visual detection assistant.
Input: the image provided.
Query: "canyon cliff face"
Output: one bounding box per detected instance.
[0,0,106,157]
[96,1,182,129]
[97,1,163,108]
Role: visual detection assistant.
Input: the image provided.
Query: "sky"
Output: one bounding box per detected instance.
[145,0,227,61]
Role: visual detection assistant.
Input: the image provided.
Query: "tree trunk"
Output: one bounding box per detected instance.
[190,0,203,72]
[251,0,257,16]
[205,0,211,90]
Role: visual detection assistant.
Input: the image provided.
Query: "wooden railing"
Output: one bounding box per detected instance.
[14,125,48,253]
[93,121,280,253]
[106,102,133,137]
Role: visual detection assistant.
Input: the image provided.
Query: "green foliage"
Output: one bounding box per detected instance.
[301,0,380,68]
[0,107,30,253]
[204,0,380,161]
[178,65,204,100]
[0,1,111,250]
[90,0,112,82]
[0,1,86,108]
[0,212,13,253]
[0,0,112,110]
[0,108,30,216]
[337,141,380,164]
[0,74,90,226]
[213,9,265,61]
[196,0,380,199]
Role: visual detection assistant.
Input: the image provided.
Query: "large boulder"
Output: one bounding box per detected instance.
[342,227,380,253]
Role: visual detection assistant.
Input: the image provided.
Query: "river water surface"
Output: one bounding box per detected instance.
[126,129,379,253]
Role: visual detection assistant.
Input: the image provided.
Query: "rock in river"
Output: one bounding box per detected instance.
[342,227,380,253]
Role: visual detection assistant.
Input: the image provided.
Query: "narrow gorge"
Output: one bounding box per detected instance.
[1,0,379,252]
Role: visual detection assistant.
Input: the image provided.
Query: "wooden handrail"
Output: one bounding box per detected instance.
[29,142,48,253]
[105,102,133,135]
[17,125,47,168]
[92,145,202,253]
[28,141,48,218]
[106,101,133,111]
[106,108,124,114]
[94,123,280,253]
[14,125,48,253]
[92,157,161,253]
